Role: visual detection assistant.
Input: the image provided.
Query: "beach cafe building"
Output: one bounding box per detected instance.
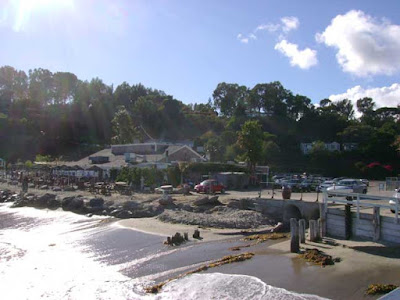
[51,165,106,180]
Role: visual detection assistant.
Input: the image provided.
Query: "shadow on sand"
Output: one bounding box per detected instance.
[351,245,400,259]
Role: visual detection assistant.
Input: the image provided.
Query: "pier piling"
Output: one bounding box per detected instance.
[290,218,300,253]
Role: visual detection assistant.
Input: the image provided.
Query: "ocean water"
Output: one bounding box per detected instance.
[0,203,327,300]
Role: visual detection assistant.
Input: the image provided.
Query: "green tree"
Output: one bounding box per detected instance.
[212,82,248,117]
[111,106,138,144]
[237,120,264,171]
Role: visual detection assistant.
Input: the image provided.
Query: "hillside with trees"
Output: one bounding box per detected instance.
[0,65,399,178]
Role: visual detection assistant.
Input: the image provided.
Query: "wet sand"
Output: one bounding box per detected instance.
[117,216,400,299]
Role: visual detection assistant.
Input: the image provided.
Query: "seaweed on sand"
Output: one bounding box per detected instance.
[228,232,288,251]
[145,252,255,294]
[298,248,335,266]
[243,232,288,243]
[366,284,398,295]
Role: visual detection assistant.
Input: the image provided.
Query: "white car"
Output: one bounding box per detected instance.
[317,180,335,192]
[326,179,367,194]
[389,189,399,213]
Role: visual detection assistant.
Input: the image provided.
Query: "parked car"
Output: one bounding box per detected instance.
[326,179,367,194]
[300,178,322,192]
[389,189,400,213]
[281,179,302,192]
[194,180,226,194]
[317,180,335,192]
[359,179,369,186]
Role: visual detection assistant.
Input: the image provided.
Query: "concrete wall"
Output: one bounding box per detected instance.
[254,199,320,223]
[325,208,400,243]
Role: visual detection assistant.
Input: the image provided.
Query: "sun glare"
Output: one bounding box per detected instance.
[13,0,75,31]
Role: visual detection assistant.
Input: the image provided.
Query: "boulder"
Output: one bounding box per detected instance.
[47,198,61,210]
[193,195,220,206]
[62,196,84,212]
[110,209,133,219]
[227,200,240,209]
[52,186,62,192]
[158,195,174,206]
[89,197,104,208]
[122,201,140,210]
[39,185,49,190]
[36,193,56,208]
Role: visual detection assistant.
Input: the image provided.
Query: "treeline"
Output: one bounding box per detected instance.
[0,65,399,178]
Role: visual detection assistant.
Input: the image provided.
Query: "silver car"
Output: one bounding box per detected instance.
[326,179,367,194]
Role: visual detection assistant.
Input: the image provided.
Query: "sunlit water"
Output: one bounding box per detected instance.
[0,203,327,299]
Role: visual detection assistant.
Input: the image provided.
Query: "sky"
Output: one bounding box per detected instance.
[1,0,400,109]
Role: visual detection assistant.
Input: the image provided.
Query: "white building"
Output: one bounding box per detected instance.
[300,142,341,154]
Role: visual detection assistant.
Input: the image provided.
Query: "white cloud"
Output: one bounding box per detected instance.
[274,40,318,69]
[316,10,400,77]
[237,33,249,43]
[329,83,400,111]
[255,16,299,35]
[255,23,280,33]
[281,16,299,33]
[249,33,257,40]
[237,33,256,44]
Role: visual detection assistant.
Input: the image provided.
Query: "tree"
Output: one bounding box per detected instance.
[114,82,134,109]
[212,82,248,117]
[250,82,289,117]
[333,99,354,119]
[237,120,264,171]
[204,136,224,162]
[356,97,375,115]
[111,106,138,144]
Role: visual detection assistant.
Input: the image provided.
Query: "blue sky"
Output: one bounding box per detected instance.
[1,0,400,108]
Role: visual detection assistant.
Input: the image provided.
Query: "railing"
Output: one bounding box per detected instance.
[323,191,399,224]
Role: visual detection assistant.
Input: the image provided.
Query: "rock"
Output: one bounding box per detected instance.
[61,196,84,212]
[86,213,93,217]
[193,229,201,239]
[110,209,133,219]
[158,195,174,206]
[52,186,62,192]
[122,201,140,210]
[63,186,76,192]
[36,193,56,208]
[89,197,104,208]
[11,197,28,208]
[39,185,49,190]
[104,200,115,207]
[193,195,221,206]
[177,203,193,212]
[227,200,240,209]
[47,198,61,210]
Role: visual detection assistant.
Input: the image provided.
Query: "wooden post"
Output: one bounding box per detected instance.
[184,232,189,241]
[345,204,352,240]
[290,218,300,253]
[373,207,381,242]
[317,219,322,240]
[299,219,306,243]
[309,220,316,242]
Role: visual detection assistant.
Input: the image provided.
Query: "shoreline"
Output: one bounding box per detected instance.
[2,183,400,299]
[116,216,276,242]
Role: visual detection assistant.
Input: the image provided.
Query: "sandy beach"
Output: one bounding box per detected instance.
[115,212,400,299]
